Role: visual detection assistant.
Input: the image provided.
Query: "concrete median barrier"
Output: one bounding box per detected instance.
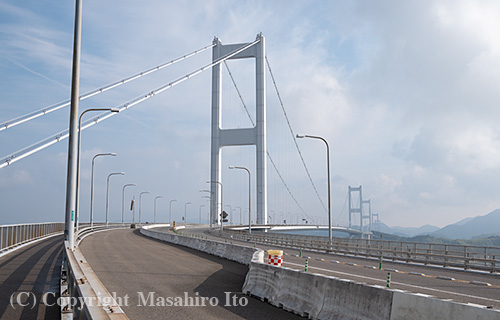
[140,226,259,265]
[390,291,500,320]
[141,226,500,320]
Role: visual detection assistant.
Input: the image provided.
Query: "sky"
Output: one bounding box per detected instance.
[1,0,500,228]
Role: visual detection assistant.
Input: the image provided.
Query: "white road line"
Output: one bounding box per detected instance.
[284,261,500,305]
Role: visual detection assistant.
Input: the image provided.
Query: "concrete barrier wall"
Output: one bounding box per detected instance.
[141,226,500,320]
[242,260,393,319]
[140,226,259,265]
[390,291,500,320]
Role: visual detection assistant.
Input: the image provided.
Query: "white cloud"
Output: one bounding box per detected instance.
[2,0,500,228]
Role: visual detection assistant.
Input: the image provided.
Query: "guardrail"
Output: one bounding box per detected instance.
[61,239,129,320]
[0,222,64,252]
[75,223,130,246]
[216,229,500,273]
[61,224,130,319]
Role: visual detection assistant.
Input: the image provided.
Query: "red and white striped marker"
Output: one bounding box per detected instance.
[268,250,283,267]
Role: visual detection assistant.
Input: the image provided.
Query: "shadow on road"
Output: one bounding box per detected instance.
[134,229,302,319]
[0,235,63,320]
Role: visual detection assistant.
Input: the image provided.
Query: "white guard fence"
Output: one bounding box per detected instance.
[0,222,64,252]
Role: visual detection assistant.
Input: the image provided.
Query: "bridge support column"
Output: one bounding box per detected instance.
[210,34,268,227]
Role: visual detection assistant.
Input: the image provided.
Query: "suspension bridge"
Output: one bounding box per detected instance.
[1,34,499,320]
[0,33,369,234]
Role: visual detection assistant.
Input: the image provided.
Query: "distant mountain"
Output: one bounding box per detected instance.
[430,209,500,239]
[451,216,475,226]
[374,222,439,237]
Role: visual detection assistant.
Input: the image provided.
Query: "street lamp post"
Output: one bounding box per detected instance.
[154,196,164,224]
[184,202,192,223]
[228,166,251,234]
[199,204,206,224]
[139,191,150,224]
[225,205,232,224]
[122,184,136,225]
[106,172,125,225]
[297,133,332,248]
[63,0,83,251]
[76,108,118,230]
[90,153,116,227]
[200,190,213,229]
[268,210,274,225]
[169,199,177,224]
[235,207,242,225]
[207,181,223,230]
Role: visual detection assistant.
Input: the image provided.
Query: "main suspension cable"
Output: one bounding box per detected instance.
[265,56,328,213]
[0,43,215,132]
[223,61,315,222]
[0,40,259,169]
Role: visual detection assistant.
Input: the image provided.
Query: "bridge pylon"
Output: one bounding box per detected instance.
[210,34,267,227]
[348,186,362,230]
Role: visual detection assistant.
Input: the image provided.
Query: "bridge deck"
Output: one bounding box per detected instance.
[79,229,301,319]
[182,226,500,309]
[0,235,62,320]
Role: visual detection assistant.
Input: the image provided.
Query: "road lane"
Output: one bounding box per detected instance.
[79,229,302,320]
[175,226,500,309]
[0,235,63,320]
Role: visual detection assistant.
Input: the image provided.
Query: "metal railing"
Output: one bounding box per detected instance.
[62,223,130,319]
[0,222,64,252]
[75,223,129,246]
[215,229,500,273]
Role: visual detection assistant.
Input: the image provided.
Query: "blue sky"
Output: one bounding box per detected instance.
[2,0,500,228]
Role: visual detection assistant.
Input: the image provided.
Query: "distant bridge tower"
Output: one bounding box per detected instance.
[348,186,362,230]
[361,199,372,239]
[210,33,267,226]
[372,213,380,231]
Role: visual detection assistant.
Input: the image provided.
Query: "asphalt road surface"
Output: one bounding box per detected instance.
[178,226,500,310]
[79,229,303,320]
[0,235,63,320]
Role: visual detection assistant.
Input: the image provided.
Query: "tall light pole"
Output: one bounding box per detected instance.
[139,191,150,224]
[154,196,164,224]
[184,202,192,223]
[122,183,136,225]
[90,153,116,227]
[169,199,177,224]
[235,206,242,225]
[64,0,83,251]
[76,108,118,230]
[228,166,251,234]
[106,172,125,225]
[225,205,232,224]
[269,210,274,225]
[199,204,206,224]
[201,196,211,224]
[200,190,213,229]
[207,181,223,230]
[132,195,136,223]
[297,133,332,247]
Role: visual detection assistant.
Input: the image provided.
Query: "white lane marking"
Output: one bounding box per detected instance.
[284,261,500,304]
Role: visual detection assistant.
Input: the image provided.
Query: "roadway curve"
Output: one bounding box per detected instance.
[0,235,63,320]
[180,226,500,310]
[79,229,302,320]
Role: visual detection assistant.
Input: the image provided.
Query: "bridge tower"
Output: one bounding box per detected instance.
[372,213,380,231]
[348,185,362,230]
[210,34,267,226]
[361,199,372,239]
